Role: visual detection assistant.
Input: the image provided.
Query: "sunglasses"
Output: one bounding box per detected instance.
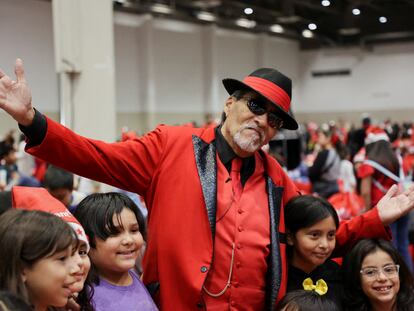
[244,98,284,129]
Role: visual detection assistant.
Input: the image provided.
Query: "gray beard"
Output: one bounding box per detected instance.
[233,124,265,153]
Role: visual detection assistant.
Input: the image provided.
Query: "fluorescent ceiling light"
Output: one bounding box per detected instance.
[244,8,253,15]
[379,16,387,23]
[302,29,314,38]
[235,18,256,28]
[196,11,216,22]
[150,3,173,14]
[352,8,361,15]
[269,24,284,33]
[321,0,330,7]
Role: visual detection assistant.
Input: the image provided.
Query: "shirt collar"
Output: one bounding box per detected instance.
[215,126,255,177]
[215,125,237,168]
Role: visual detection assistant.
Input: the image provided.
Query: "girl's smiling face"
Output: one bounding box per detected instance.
[288,216,337,273]
[68,240,91,294]
[22,246,79,311]
[360,249,400,309]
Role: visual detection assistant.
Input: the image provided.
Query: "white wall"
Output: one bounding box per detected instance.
[297,43,414,113]
[112,12,301,130]
[114,16,145,113]
[0,0,58,112]
[261,36,301,113]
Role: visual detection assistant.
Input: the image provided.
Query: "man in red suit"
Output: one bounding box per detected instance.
[1,59,414,310]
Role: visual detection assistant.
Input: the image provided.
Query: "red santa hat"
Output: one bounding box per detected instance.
[11,186,89,251]
[365,126,389,145]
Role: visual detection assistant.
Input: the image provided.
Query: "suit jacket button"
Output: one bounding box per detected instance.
[200,266,208,273]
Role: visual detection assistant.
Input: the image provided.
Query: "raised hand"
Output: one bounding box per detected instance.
[0,58,34,126]
[377,184,414,226]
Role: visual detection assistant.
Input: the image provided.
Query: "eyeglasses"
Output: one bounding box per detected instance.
[244,98,284,129]
[360,264,400,279]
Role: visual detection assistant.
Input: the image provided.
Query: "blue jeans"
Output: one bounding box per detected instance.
[391,214,413,271]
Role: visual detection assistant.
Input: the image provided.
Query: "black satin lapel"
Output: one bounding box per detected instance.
[192,135,217,240]
[265,177,283,311]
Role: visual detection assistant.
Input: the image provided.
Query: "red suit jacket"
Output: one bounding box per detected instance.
[26,117,390,310]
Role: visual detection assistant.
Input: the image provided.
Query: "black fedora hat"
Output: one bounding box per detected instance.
[222,68,298,130]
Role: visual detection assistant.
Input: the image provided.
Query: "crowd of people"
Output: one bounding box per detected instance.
[1,59,414,310]
[282,116,414,272]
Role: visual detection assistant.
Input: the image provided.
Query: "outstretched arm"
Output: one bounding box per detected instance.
[0,59,35,126]
[0,58,165,197]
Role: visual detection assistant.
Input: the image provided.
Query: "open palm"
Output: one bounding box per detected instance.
[377,184,414,226]
[0,59,34,126]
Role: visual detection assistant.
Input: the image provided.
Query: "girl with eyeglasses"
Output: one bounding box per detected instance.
[342,239,414,311]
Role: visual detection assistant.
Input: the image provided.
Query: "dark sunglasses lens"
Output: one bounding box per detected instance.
[268,114,283,129]
[247,98,283,129]
[247,99,266,115]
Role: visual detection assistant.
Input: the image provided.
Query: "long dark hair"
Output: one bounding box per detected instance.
[76,282,94,311]
[342,239,414,311]
[0,209,77,305]
[0,291,32,311]
[74,192,147,285]
[366,140,399,176]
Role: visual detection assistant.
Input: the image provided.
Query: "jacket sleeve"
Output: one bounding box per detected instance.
[25,115,166,197]
[333,207,391,257]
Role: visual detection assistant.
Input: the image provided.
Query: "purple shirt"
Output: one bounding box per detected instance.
[92,271,158,311]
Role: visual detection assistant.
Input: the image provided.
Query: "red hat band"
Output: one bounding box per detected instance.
[243,76,291,112]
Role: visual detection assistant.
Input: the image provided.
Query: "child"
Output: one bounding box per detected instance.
[285,195,343,305]
[0,209,80,311]
[308,125,341,198]
[70,238,93,311]
[43,165,86,213]
[278,289,340,311]
[74,192,157,311]
[342,239,414,311]
[0,185,94,310]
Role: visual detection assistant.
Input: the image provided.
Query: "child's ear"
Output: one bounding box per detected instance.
[286,231,294,246]
[21,268,27,283]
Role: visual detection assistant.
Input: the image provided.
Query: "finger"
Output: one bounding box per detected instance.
[407,184,414,192]
[15,58,26,84]
[383,184,398,199]
[0,68,6,79]
[1,75,14,89]
[404,184,414,195]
